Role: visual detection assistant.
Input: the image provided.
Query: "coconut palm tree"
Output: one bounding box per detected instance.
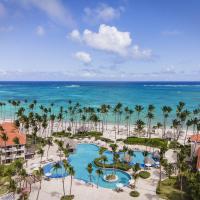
[109,143,118,173]
[135,105,144,120]
[101,155,108,169]
[122,145,128,162]
[135,120,145,136]
[8,178,17,199]
[0,131,8,163]
[161,106,172,138]
[37,148,44,166]
[62,159,69,197]
[96,169,103,188]
[46,137,53,159]
[68,165,75,196]
[35,167,44,200]
[146,112,154,138]
[87,163,93,184]
[158,147,167,187]
[184,119,192,145]
[13,136,20,160]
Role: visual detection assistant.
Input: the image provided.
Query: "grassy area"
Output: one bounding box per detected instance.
[156,177,189,200]
[0,176,9,196]
[52,131,71,138]
[124,137,168,149]
[70,131,103,139]
[139,171,151,179]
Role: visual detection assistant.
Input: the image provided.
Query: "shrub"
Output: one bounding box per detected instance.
[124,137,167,149]
[60,195,74,200]
[71,131,102,139]
[130,191,140,197]
[97,137,114,143]
[139,171,151,179]
[52,131,71,138]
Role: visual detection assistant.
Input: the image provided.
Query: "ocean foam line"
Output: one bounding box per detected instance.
[65,85,80,88]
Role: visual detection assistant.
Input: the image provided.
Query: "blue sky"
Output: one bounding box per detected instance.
[0,0,200,81]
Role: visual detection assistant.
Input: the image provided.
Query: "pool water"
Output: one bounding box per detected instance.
[43,144,151,189]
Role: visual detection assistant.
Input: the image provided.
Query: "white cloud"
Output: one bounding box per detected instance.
[36,25,45,36]
[0,25,14,32]
[131,45,152,60]
[83,24,132,55]
[0,3,6,18]
[75,51,92,64]
[18,0,75,27]
[84,4,123,22]
[162,30,181,36]
[69,29,81,41]
[70,24,152,60]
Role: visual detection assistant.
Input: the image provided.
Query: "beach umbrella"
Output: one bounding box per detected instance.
[155,161,160,165]
[129,179,135,184]
[45,172,52,177]
[116,183,124,188]
[145,163,151,167]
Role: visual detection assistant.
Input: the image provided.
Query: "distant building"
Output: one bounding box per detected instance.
[189,134,200,171]
[0,122,26,164]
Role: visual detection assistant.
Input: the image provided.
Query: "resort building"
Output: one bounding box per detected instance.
[189,134,200,171]
[189,134,200,156]
[0,122,26,164]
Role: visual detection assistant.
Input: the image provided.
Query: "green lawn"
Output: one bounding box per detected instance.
[157,177,189,200]
[0,176,9,196]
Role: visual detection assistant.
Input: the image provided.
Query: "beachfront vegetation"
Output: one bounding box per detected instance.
[130,190,140,197]
[124,137,168,149]
[139,171,151,179]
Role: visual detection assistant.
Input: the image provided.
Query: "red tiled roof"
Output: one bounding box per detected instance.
[197,147,200,170]
[190,134,200,143]
[0,122,26,147]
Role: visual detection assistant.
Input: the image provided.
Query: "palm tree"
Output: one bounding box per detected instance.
[96,169,103,188]
[8,178,17,199]
[135,120,145,136]
[37,148,44,166]
[68,165,75,196]
[35,167,44,200]
[110,143,118,173]
[135,105,144,120]
[62,160,69,197]
[122,145,128,162]
[158,147,167,187]
[87,163,93,184]
[13,136,20,160]
[46,137,53,159]
[146,112,154,138]
[184,119,192,145]
[101,155,108,169]
[0,132,8,163]
[161,106,172,138]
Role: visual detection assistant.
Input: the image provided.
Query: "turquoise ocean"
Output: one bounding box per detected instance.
[0,81,199,123]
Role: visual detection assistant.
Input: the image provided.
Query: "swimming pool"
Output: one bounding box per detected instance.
[43,143,151,189]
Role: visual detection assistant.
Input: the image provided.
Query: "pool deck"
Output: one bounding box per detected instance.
[29,168,160,200]
[26,142,163,200]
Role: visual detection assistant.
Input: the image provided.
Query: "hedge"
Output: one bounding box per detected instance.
[124,137,167,149]
[139,171,151,179]
[71,131,103,138]
[94,157,131,171]
[130,191,140,197]
[52,131,71,138]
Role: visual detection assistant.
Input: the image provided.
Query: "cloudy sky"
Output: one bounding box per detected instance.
[0,0,200,81]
